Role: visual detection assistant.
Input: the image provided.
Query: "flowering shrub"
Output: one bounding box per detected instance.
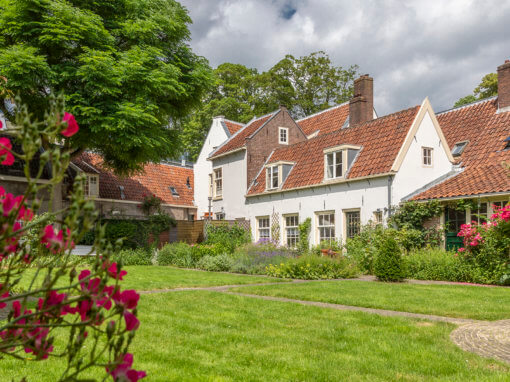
[0,98,145,380]
[457,204,510,284]
[265,255,359,280]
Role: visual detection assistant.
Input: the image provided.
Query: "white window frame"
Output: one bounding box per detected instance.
[422,147,433,167]
[257,216,271,241]
[344,209,361,239]
[284,214,299,248]
[316,211,335,244]
[324,151,343,180]
[470,202,488,224]
[266,165,279,190]
[373,210,383,225]
[215,212,225,220]
[279,127,289,145]
[85,175,99,197]
[213,167,223,198]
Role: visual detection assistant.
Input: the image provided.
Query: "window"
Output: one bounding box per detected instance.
[188,214,195,221]
[279,127,288,144]
[213,168,222,198]
[215,212,225,220]
[493,201,509,210]
[452,141,468,156]
[208,173,213,197]
[257,217,270,241]
[317,212,335,243]
[505,136,510,150]
[471,203,488,223]
[85,175,99,197]
[345,210,361,239]
[325,151,343,179]
[169,186,179,197]
[422,147,433,166]
[118,185,125,200]
[284,215,299,247]
[373,210,383,225]
[266,165,279,190]
[186,177,191,189]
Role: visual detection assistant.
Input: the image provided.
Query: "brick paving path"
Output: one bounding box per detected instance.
[451,320,510,364]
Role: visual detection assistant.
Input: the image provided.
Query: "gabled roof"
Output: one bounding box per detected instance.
[209,111,277,159]
[223,119,244,135]
[247,105,420,195]
[73,152,195,207]
[296,102,350,137]
[411,97,510,200]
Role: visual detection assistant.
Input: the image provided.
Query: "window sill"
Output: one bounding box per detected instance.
[212,196,223,201]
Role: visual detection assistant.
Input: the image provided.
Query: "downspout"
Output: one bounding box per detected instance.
[387,175,394,217]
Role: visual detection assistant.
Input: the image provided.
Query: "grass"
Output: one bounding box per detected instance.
[231,280,510,320]
[14,265,284,292]
[0,291,508,381]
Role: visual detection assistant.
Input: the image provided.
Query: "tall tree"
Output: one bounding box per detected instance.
[0,0,212,174]
[454,73,498,107]
[180,51,358,160]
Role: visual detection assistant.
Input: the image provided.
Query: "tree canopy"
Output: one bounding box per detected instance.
[454,73,497,108]
[0,0,212,174]
[180,51,358,160]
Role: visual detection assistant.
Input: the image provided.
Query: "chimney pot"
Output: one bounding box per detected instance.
[349,74,374,126]
[497,59,510,110]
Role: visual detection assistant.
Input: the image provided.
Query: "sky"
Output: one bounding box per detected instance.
[179,0,510,116]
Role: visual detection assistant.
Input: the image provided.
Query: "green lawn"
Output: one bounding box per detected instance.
[1,291,508,381]
[15,265,284,292]
[231,280,510,320]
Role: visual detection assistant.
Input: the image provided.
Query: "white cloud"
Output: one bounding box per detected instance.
[180,0,510,114]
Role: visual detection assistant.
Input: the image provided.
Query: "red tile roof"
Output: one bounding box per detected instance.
[412,97,510,200]
[297,103,350,136]
[73,152,195,207]
[223,120,244,135]
[209,112,276,158]
[248,105,420,195]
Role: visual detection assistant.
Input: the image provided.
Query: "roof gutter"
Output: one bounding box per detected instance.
[412,191,510,203]
[207,146,246,161]
[93,197,197,209]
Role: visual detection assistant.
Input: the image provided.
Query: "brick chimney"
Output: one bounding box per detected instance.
[497,59,510,111]
[349,74,374,126]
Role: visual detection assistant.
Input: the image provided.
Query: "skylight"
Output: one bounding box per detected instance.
[451,141,468,156]
[169,186,179,196]
[505,136,510,150]
[186,177,191,189]
[118,185,125,200]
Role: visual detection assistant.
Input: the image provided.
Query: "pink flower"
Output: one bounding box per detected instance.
[107,353,146,382]
[1,193,22,217]
[0,137,14,165]
[61,112,79,137]
[113,290,139,310]
[0,285,8,309]
[123,311,140,331]
[457,247,465,252]
[108,263,127,280]
[41,225,74,253]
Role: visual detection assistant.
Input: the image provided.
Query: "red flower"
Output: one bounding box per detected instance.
[61,112,79,137]
[0,137,14,166]
[123,311,140,331]
[41,225,74,253]
[107,263,127,280]
[107,353,146,382]
[113,290,139,310]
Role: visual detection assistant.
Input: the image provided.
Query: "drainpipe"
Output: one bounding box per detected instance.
[387,175,394,217]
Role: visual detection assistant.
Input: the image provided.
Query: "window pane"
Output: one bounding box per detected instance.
[346,211,360,239]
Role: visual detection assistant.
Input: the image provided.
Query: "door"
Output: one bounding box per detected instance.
[445,207,466,251]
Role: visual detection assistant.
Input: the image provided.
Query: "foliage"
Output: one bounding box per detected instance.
[310,240,343,256]
[390,200,442,230]
[180,51,358,160]
[196,254,234,272]
[454,72,498,107]
[265,255,358,280]
[205,223,251,253]
[114,248,153,266]
[457,205,510,284]
[404,248,481,282]
[140,194,163,215]
[157,242,194,267]
[373,233,405,282]
[344,225,384,273]
[0,97,144,380]
[0,0,212,174]
[229,242,298,274]
[297,217,311,253]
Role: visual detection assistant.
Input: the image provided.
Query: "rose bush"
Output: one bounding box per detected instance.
[0,97,145,381]
[457,204,510,284]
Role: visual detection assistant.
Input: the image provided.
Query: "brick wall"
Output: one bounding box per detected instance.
[498,60,510,110]
[245,107,306,186]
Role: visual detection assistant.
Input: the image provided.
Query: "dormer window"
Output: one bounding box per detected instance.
[422,147,433,167]
[169,186,179,197]
[452,141,468,156]
[505,136,510,150]
[266,165,279,189]
[85,175,99,197]
[323,145,361,181]
[279,127,288,144]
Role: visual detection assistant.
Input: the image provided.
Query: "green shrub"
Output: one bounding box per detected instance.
[344,225,386,273]
[157,242,194,267]
[205,223,251,253]
[310,240,343,256]
[395,227,424,252]
[196,254,234,272]
[404,247,482,282]
[114,248,153,266]
[104,219,147,249]
[374,233,405,282]
[265,255,359,280]
[297,218,311,254]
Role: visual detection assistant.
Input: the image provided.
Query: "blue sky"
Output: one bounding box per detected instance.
[180,0,510,116]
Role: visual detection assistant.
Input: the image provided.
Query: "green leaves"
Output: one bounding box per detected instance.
[454,72,498,107]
